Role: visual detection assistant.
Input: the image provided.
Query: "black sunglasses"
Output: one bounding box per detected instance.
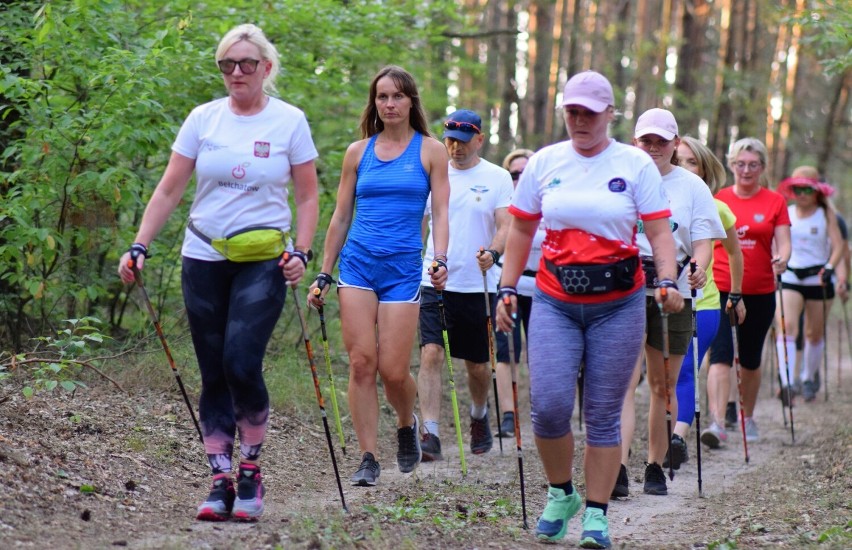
[444,120,481,134]
[217,58,260,75]
[510,170,523,180]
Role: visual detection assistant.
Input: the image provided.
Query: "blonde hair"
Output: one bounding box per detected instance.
[727,137,770,188]
[216,24,280,96]
[680,136,726,194]
[502,148,535,171]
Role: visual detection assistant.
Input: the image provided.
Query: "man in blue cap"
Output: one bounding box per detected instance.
[418,109,514,460]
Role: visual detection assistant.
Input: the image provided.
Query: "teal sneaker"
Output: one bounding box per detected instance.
[534,486,581,542]
[579,507,611,548]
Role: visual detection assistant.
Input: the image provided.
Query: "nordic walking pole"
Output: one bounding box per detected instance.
[313,288,347,457]
[770,324,787,427]
[287,267,347,512]
[503,294,528,529]
[838,318,843,388]
[577,362,584,430]
[479,248,503,455]
[821,280,829,401]
[658,287,675,481]
[434,263,468,476]
[776,273,796,444]
[128,255,203,444]
[729,308,750,462]
[844,301,852,388]
[689,261,703,496]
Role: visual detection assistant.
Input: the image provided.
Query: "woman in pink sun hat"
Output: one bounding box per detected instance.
[773,166,846,401]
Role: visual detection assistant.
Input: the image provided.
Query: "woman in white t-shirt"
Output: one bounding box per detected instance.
[495,71,683,548]
[118,24,319,522]
[774,167,845,402]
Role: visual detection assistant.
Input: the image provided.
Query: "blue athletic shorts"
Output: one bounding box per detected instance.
[338,240,423,303]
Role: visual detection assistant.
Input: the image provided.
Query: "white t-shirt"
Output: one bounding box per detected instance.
[172,97,318,261]
[422,158,513,292]
[635,165,726,297]
[510,139,671,303]
[781,205,831,286]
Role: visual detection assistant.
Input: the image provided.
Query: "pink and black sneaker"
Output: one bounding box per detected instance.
[196,473,235,521]
[232,464,264,521]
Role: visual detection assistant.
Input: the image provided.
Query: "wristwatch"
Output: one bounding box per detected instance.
[294,246,313,261]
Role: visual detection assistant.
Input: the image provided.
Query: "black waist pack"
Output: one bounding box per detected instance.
[641,255,691,289]
[545,257,638,295]
[788,265,823,279]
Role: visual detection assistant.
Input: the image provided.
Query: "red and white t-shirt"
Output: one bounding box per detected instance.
[713,186,790,295]
[510,140,671,303]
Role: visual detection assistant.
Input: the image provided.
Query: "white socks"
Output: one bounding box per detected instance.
[801,339,824,383]
[776,336,797,387]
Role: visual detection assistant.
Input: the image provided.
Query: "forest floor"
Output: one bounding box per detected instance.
[1,325,850,549]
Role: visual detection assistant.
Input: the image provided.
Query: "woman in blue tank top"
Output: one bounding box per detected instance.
[308,66,449,486]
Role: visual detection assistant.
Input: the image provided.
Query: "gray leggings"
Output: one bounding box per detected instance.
[528,288,645,446]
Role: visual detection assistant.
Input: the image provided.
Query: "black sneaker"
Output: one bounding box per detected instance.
[611,464,629,498]
[498,411,515,438]
[725,402,737,430]
[420,432,442,462]
[470,411,493,454]
[196,473,235,521]
[397,415,422,473]
[351,452,381,486]
[232,464,264,521]
[662,434,688,470]
[643,462,667,495]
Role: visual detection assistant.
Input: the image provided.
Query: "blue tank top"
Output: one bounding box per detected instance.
[346,132,430,255]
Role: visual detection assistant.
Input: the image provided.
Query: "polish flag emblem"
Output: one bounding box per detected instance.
[254,142,270,158]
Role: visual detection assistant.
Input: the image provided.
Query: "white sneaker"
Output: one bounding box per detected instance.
[744,417,759,442]
[700,422,728,449]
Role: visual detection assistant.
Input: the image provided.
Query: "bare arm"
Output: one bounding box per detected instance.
[687,238,712,289]
[720,227,746,322]
[280,159,319,285]
[477,207,510,271]
[424,137,450,290]
[495,216,537,332]
[118,152,195,282]
[771,224,792,275]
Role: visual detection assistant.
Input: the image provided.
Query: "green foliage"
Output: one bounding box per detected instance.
[18,316,109,397]
[793,3,852,76]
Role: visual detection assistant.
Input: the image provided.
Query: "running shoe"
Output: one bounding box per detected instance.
[802,380,817,402]
[420,432,442,462]
[579,507,611,549]
[662,434,688,470]
[725,402,737,430]
[700,422,727,449]
[744,417,760,443]
[232,464,264,521]
[610,464,629,498]
[498,411,515,438]
[397,415,422,473]
[643,462,667,495]
[470,411,493,454]
[534,486,581,542]
[196,473,235,521]
[351,452,381,486]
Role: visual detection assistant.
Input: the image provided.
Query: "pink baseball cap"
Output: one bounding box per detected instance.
[635,108,679,140]
[561,71,614,113]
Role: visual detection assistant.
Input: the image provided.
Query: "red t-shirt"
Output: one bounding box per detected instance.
[713,186,790,294]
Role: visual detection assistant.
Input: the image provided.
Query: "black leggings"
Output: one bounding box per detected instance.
[709,292,775,370]
[182,257,287,472]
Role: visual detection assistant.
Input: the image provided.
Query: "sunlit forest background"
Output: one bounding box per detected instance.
[1,0,849,352]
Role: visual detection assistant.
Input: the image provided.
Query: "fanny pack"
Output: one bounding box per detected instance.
[641,255,691,289]
[545,256,638,295]
[188,220,288,262]
[788,264,823,280]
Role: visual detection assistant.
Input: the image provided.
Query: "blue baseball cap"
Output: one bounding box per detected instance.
[442,109,482,142]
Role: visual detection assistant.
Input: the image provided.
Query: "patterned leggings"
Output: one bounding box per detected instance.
[182,257,286,473]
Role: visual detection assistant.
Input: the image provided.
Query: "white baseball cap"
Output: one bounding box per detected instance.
[635,108,679,140]
[561,71,614,113]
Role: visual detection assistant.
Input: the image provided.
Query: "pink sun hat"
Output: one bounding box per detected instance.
[776,176,836,200]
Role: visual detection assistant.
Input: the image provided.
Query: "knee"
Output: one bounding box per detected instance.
[420,344,443,370]
[349,354,377,386]
[531,400,573,438]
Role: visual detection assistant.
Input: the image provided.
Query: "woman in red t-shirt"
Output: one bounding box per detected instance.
[702,138,791,448]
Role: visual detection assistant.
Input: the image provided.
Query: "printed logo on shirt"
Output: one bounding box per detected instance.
[754,213,765,222]
[203,143,227,152]
[636,219,679,234]
[608,178,627,192]
[736,225,756,249]
[546,178,562,189]
[737,225,749,238]
[470,185,489,202]
[254,141,270,158]
[232,162,249,179]
[810,226,818,235]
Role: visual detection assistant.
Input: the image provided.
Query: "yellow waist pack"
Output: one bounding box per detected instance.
[188,220,288,262]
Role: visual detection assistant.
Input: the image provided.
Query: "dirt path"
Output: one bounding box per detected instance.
[1,329,850,549]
